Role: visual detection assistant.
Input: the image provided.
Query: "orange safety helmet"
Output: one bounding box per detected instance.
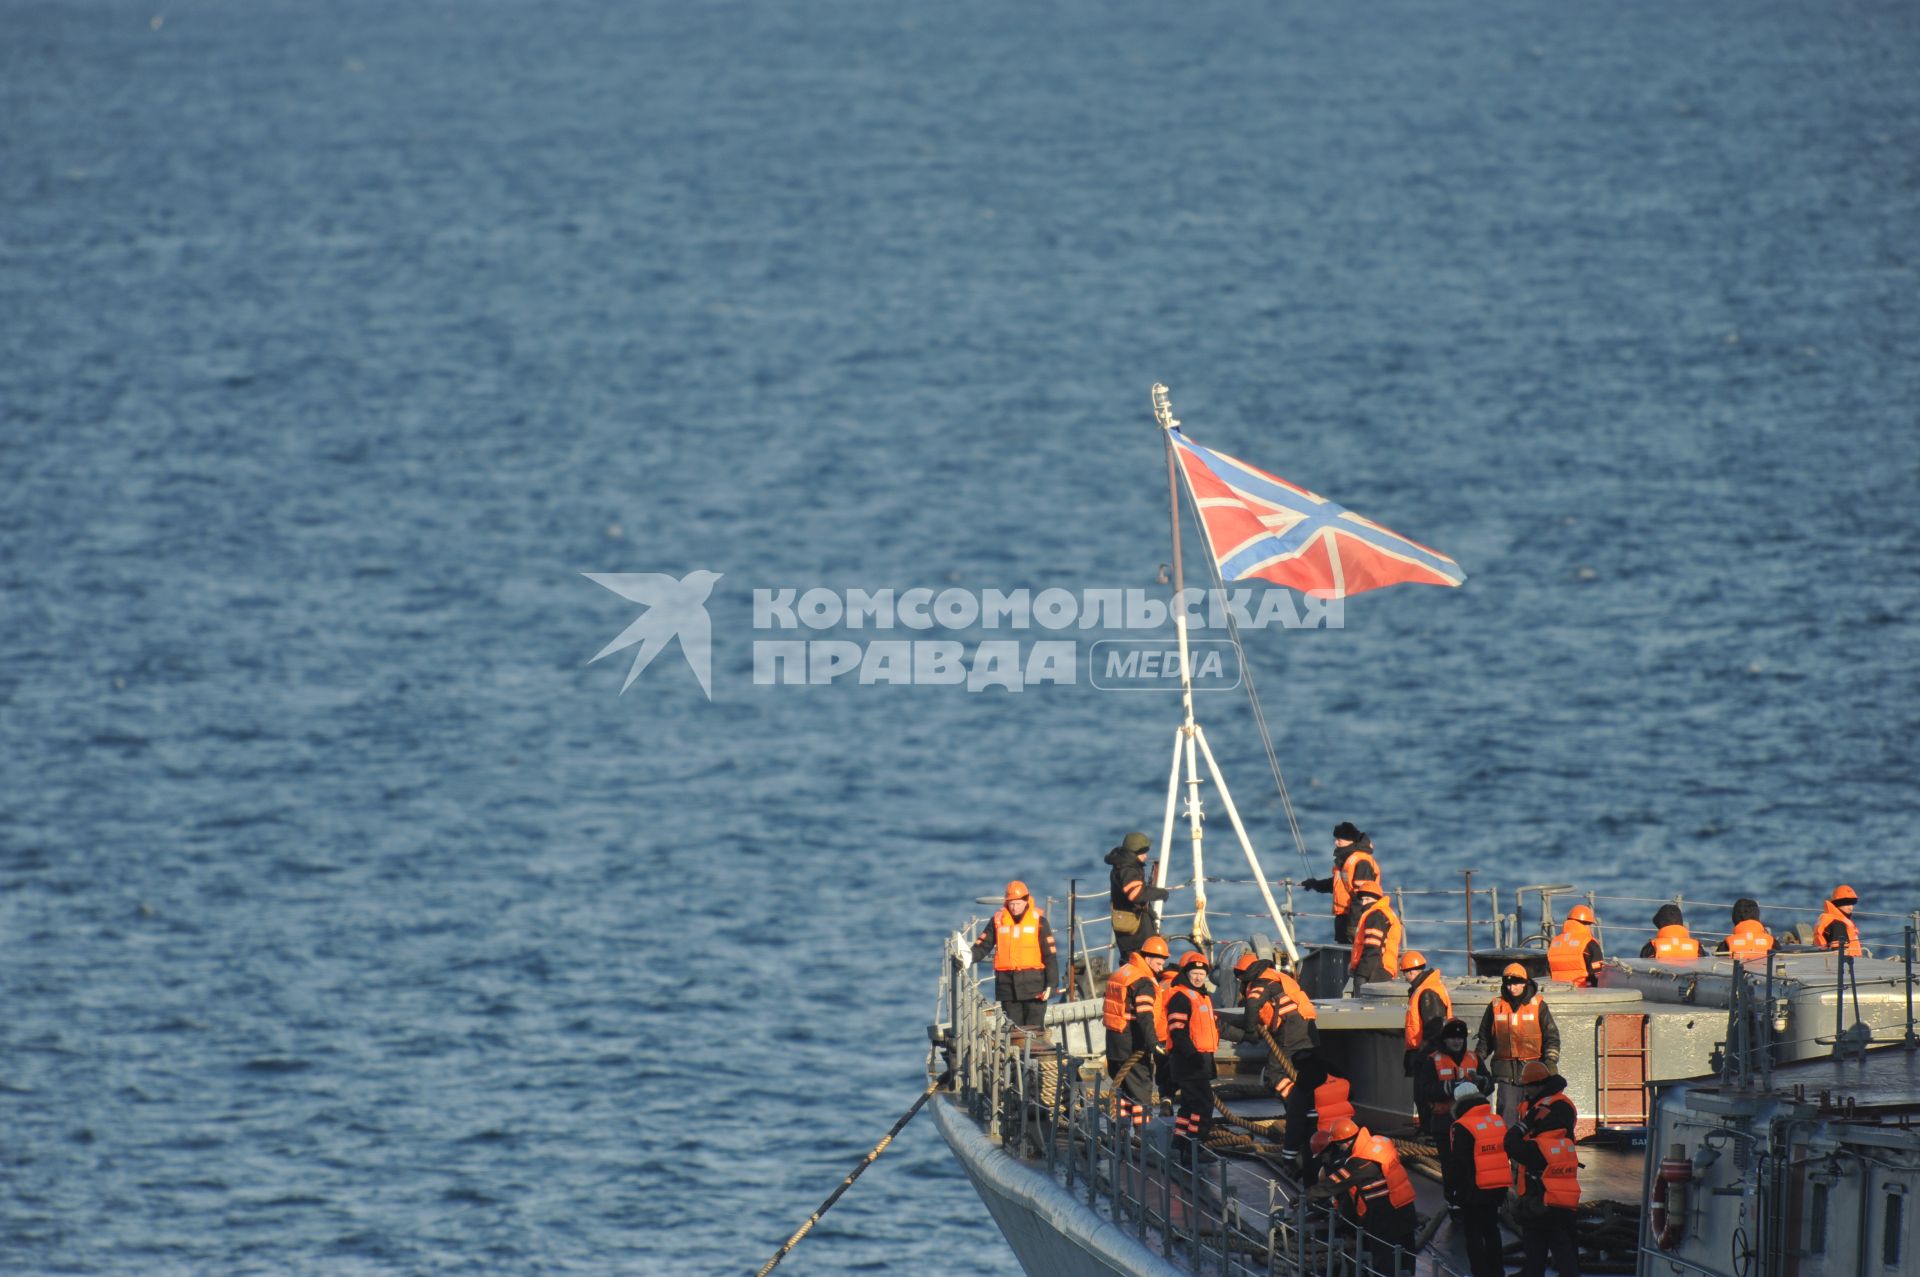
[1309,1131,1332,1155]
[1567,904,1596,925]
[1399,951,1428,974]
[1004,880,1030,901]
[1520,1060,1553,1085]
[1140,936,1171,958]
[1327,1117,1360,1143]
[1502,962,1530,981]
[1351,878,1383,897]
[1233,952,1260,975]
[1179,950,1211,970]
[1832,885,1859,905]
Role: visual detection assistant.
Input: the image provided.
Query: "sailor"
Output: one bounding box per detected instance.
[1301,822,1382,944]
[1476,963,1560,1122]
[1303,1129,1333,1184]
[1152,956,1182,1098]
[1443,1082,1510,1277]
[1309,1117,1418,1276]
[1400,950,1451,1074]
[1228,952,1326,1176]
[1547,904,1604,987]
[1715,898,1776,960]
[969,880,1057,1028]
[1815,885,1864,956]
[1347,880,1403,989]
[1102,935,1168,1128]
[1639,903,1700,962]
[1510,1060,1577,1141]
[1163,952,1219,1165]
[1507,1108,1582,1277]
[1416,1019,1486,1139]
[1104,832,1170,957]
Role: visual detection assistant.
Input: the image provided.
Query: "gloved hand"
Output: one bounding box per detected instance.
[1306,1181,1336,1202]
[1038,987,1053,1002]
[948,930,970,962]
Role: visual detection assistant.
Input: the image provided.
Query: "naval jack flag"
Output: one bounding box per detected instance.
[1168,428,1466,600]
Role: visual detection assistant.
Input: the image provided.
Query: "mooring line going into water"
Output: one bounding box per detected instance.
[752,1079,941,1277]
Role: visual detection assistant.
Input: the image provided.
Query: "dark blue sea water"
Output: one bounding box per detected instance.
[4,1,1918,1272]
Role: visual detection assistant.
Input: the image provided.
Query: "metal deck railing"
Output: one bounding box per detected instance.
[1039,878,1920,985]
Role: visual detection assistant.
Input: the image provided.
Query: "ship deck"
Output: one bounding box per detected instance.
[1206,1095,1646,1272]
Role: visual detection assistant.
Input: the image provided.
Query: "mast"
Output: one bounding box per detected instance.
[1153,385,1209,946]
[1151,384,1300,963]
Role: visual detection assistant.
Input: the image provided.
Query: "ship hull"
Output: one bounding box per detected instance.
[931,1095,1185,1277]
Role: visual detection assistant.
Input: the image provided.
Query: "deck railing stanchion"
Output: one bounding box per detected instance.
[1067,879,1078,999]
[1906,925,1916,1049]
[1461,871,1475,975]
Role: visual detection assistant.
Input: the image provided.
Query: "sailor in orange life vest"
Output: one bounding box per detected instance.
[1300,822,1381,945]
[1508,1059,1577,1142]
[1504,1059,1582,1277]
[1715,897,1776,959]
[1416,1019,1488,1139]
[1104,832,1170,957]
[1475,963,1560,1121]
[1547,904,1604,987]
[1222,951,1327,1177]
[1815,885,1864,956]
[1639,902,1700,962]
[1399,951,1450,1076]
[1163,951,1220,1165]
[969,880,1058,1028]
[1102,935,1168,1128]
[1346,880,1404,990]
[1442,1082,1510,1277]
[1152,956,1182,1097]
[1302,1129,1333,1184]
[1308,1117,1418,1275]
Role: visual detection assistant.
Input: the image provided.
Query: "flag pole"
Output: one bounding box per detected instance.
[1153,384,1208,946]
[1152,384,1302,963]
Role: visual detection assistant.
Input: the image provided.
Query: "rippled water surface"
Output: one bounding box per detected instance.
[4,0,1918,1273]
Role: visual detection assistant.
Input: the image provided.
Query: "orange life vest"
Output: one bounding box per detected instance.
[1490,995,1545,1061]
[1103,954,1153,1032]
[1430,1049,1481,1112]
[1726,919,1775,960]
[1517,1132,1581,1208]
[1154,970,1179,1048]
[1404,969,1451,1049]
[1815,903,1863,957]
[1454,1103,1510,1191]
[1348,899,1403,975]
[1525,1092,1577,1134]
[1251,969,1317,1027]
[1166,984,1219,1052]
[1351,1132,1417,1215]
[1547,922,1595,986]
[1331,847,1381,915]
[1314,1075,1355,1132]
[990,906,1045,971]
[1653,925,1700,963]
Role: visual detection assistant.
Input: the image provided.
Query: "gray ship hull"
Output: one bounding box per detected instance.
[932,1095,1185,1277]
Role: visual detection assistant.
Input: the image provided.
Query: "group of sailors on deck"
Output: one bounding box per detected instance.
[965,821,1873,1277]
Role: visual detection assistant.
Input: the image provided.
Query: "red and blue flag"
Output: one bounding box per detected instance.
[1169,428,1466,599]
